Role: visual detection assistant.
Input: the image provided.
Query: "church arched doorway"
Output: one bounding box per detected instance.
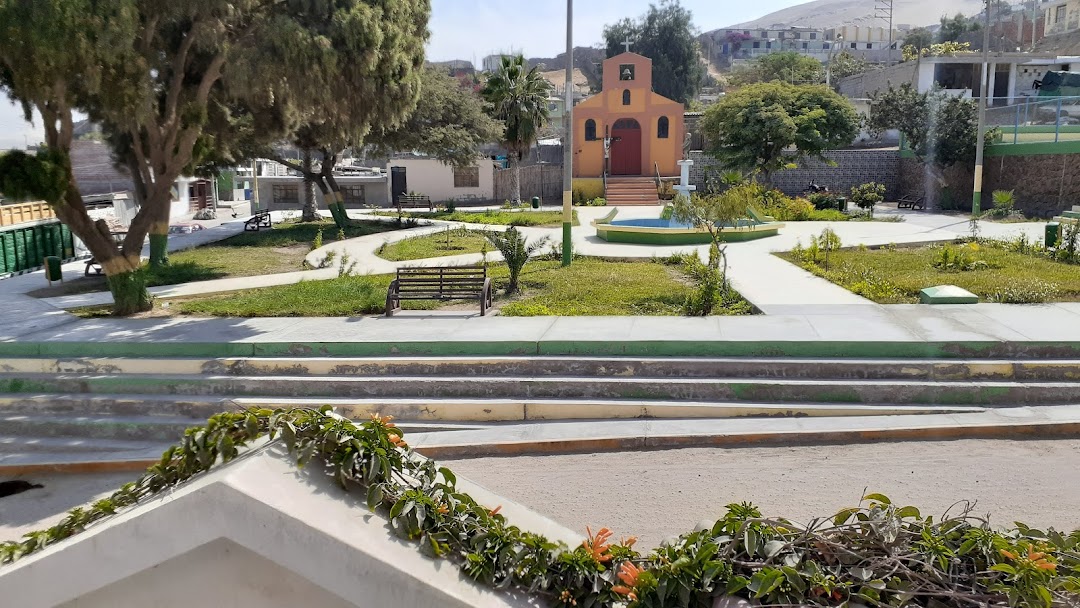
[610,118,642,176]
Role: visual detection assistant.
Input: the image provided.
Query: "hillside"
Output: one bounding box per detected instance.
[723,0,986,30]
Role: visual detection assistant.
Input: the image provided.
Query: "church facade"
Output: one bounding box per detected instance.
[573,52,686,178]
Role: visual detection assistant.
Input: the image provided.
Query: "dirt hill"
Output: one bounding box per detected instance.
[722,0,986,30]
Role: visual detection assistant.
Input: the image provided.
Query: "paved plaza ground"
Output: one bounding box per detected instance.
[5,439,1079,549]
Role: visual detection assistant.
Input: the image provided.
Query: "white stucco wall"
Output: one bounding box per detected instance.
[60,538,356,608]
[386,158,496,205]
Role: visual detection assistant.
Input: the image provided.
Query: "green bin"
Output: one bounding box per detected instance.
[44,255,62,283]
[1047,222,1061,248]
[531,196,540,209]
[836,196,848,212]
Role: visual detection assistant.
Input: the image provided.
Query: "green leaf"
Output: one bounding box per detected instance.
[1035,584,1053,608]
[764,540,787,558]
[895,506,921,519]
[366,485,384,511]
[744,528,760,557]
[439,467,457,487]
[863,493,891,505]
[990,563,1017,575]
[833,508,858,526]
[781,566,806,593]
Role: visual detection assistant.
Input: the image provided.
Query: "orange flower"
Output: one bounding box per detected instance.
[621,536,638,548]
[370,413,396,427]
[489,505,502,517]
[612,585,638,601]
[617,561,645,587]
[1000,549,1018,560]
[387,433,407,448]
[583,526,614,563]
[1028,548,1057,572]
[437,504,449,515]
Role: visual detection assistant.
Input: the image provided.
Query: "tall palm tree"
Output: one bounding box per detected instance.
[481,55,552,204]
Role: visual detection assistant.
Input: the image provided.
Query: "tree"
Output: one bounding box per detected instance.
[482,55,551,204]
[939,13,976,42]
[700,82,860,183]
[731,52,823,86]
[866,84,988,188]
[902,27,934,53]
[368,66,502,168]
[828,51,870,81]
[484,227,548,294]
[0,0,429,314]
[602,0,706,104]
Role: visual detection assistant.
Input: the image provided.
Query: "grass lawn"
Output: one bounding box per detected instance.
[376,209,579,227]
[107,258,752,318]
[376,228,490,261]
[29,219,399,298]
[779,242,1080,304]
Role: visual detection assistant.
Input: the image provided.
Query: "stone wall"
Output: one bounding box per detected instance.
[899,153,1080,217]
[687,149,900,199]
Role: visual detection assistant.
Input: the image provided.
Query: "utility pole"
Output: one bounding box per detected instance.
[972,0,992,218]
[562,0,573,267]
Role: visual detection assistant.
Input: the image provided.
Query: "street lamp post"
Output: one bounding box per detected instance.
[971,0,992,219]
[561,0,573,267]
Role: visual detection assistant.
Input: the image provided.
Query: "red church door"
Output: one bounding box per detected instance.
[610,118,642,176]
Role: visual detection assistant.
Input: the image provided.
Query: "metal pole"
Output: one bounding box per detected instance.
[561,0,573,267]
[971,0,991,218]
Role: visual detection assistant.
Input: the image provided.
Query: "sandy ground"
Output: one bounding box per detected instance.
[445,439,1080,548]
[3,440,1079,550]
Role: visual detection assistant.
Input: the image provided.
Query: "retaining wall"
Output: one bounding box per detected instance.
[687,149,900,199]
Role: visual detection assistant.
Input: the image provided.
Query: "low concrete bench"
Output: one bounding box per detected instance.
[385,265,492,316]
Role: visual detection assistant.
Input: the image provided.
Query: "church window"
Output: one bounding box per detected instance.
[585,119,597,141]
[622,90,631,105]
[657,117,669,139]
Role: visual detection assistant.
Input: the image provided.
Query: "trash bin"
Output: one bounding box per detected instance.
[836,196,848,212]
[531,196,540,209]
[1047,222,1061,248]
[44,255,62,285]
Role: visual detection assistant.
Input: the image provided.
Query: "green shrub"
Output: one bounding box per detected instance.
[987,189,1015,217]
[808,192,839,210]
[310,229,323,251]
[850,182,886,217]
[983,279,1061,303]
[336,227,346,242]
[660,205,674,220]
[446,199,457,213]
[586,197,607,207]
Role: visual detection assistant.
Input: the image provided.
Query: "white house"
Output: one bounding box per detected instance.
[386,157,497,206]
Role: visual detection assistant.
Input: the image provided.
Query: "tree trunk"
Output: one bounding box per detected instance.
[104,258,153,315]
[510,154,521,204]
[321,151,350,230]
[301,150,319,222]
[147,192,171,267]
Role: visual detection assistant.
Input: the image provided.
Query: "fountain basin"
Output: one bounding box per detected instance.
[592,209,783,245]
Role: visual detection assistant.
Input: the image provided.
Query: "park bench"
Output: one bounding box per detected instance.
[397,194,433,212]
[385,265,492,317]
[244,209,272,232]
[897,193,925,211]
[84,231,126,276]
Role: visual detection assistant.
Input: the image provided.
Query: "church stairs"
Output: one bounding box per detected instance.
[2,355,1080,468]
[605,177,661,206]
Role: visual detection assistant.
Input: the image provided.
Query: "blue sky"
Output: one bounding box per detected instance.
[0,0,802,149]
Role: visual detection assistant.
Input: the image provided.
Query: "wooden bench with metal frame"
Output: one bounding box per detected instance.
[385,265,492,317]
[244,209,272,232]
[397,194,433,212]
[897,193,925,211]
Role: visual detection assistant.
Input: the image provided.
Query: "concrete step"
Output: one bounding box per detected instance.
[0,434,167,455]
[0,394,987,422]
[4,373,1080,406]
[5,356,1077,381]
[1061,210,1080,220]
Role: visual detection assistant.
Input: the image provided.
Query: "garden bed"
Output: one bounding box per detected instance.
[375,209,578,227]
[779,238,1080,304]
[376,228,489,261]
[29,219,400,298]
[78,259,753,318]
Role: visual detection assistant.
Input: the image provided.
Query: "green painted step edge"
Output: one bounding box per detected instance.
[3,340,1080,359]
[1060,211,1080,219]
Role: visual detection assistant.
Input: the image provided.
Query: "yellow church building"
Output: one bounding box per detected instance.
[573,51,686,179]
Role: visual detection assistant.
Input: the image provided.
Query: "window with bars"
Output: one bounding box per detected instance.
[453,166,480,188]
[585,119,597,141]
[622,90,631,105]
[657,116,669,139]
[342,185,366,206]
[272,184,299,206]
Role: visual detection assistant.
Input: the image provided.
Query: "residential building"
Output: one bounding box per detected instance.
[482,50,521,72]
[385,158,498,205]
[703,26,833,65]
[836,52,1076,105]
[1045,0,1080,36]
